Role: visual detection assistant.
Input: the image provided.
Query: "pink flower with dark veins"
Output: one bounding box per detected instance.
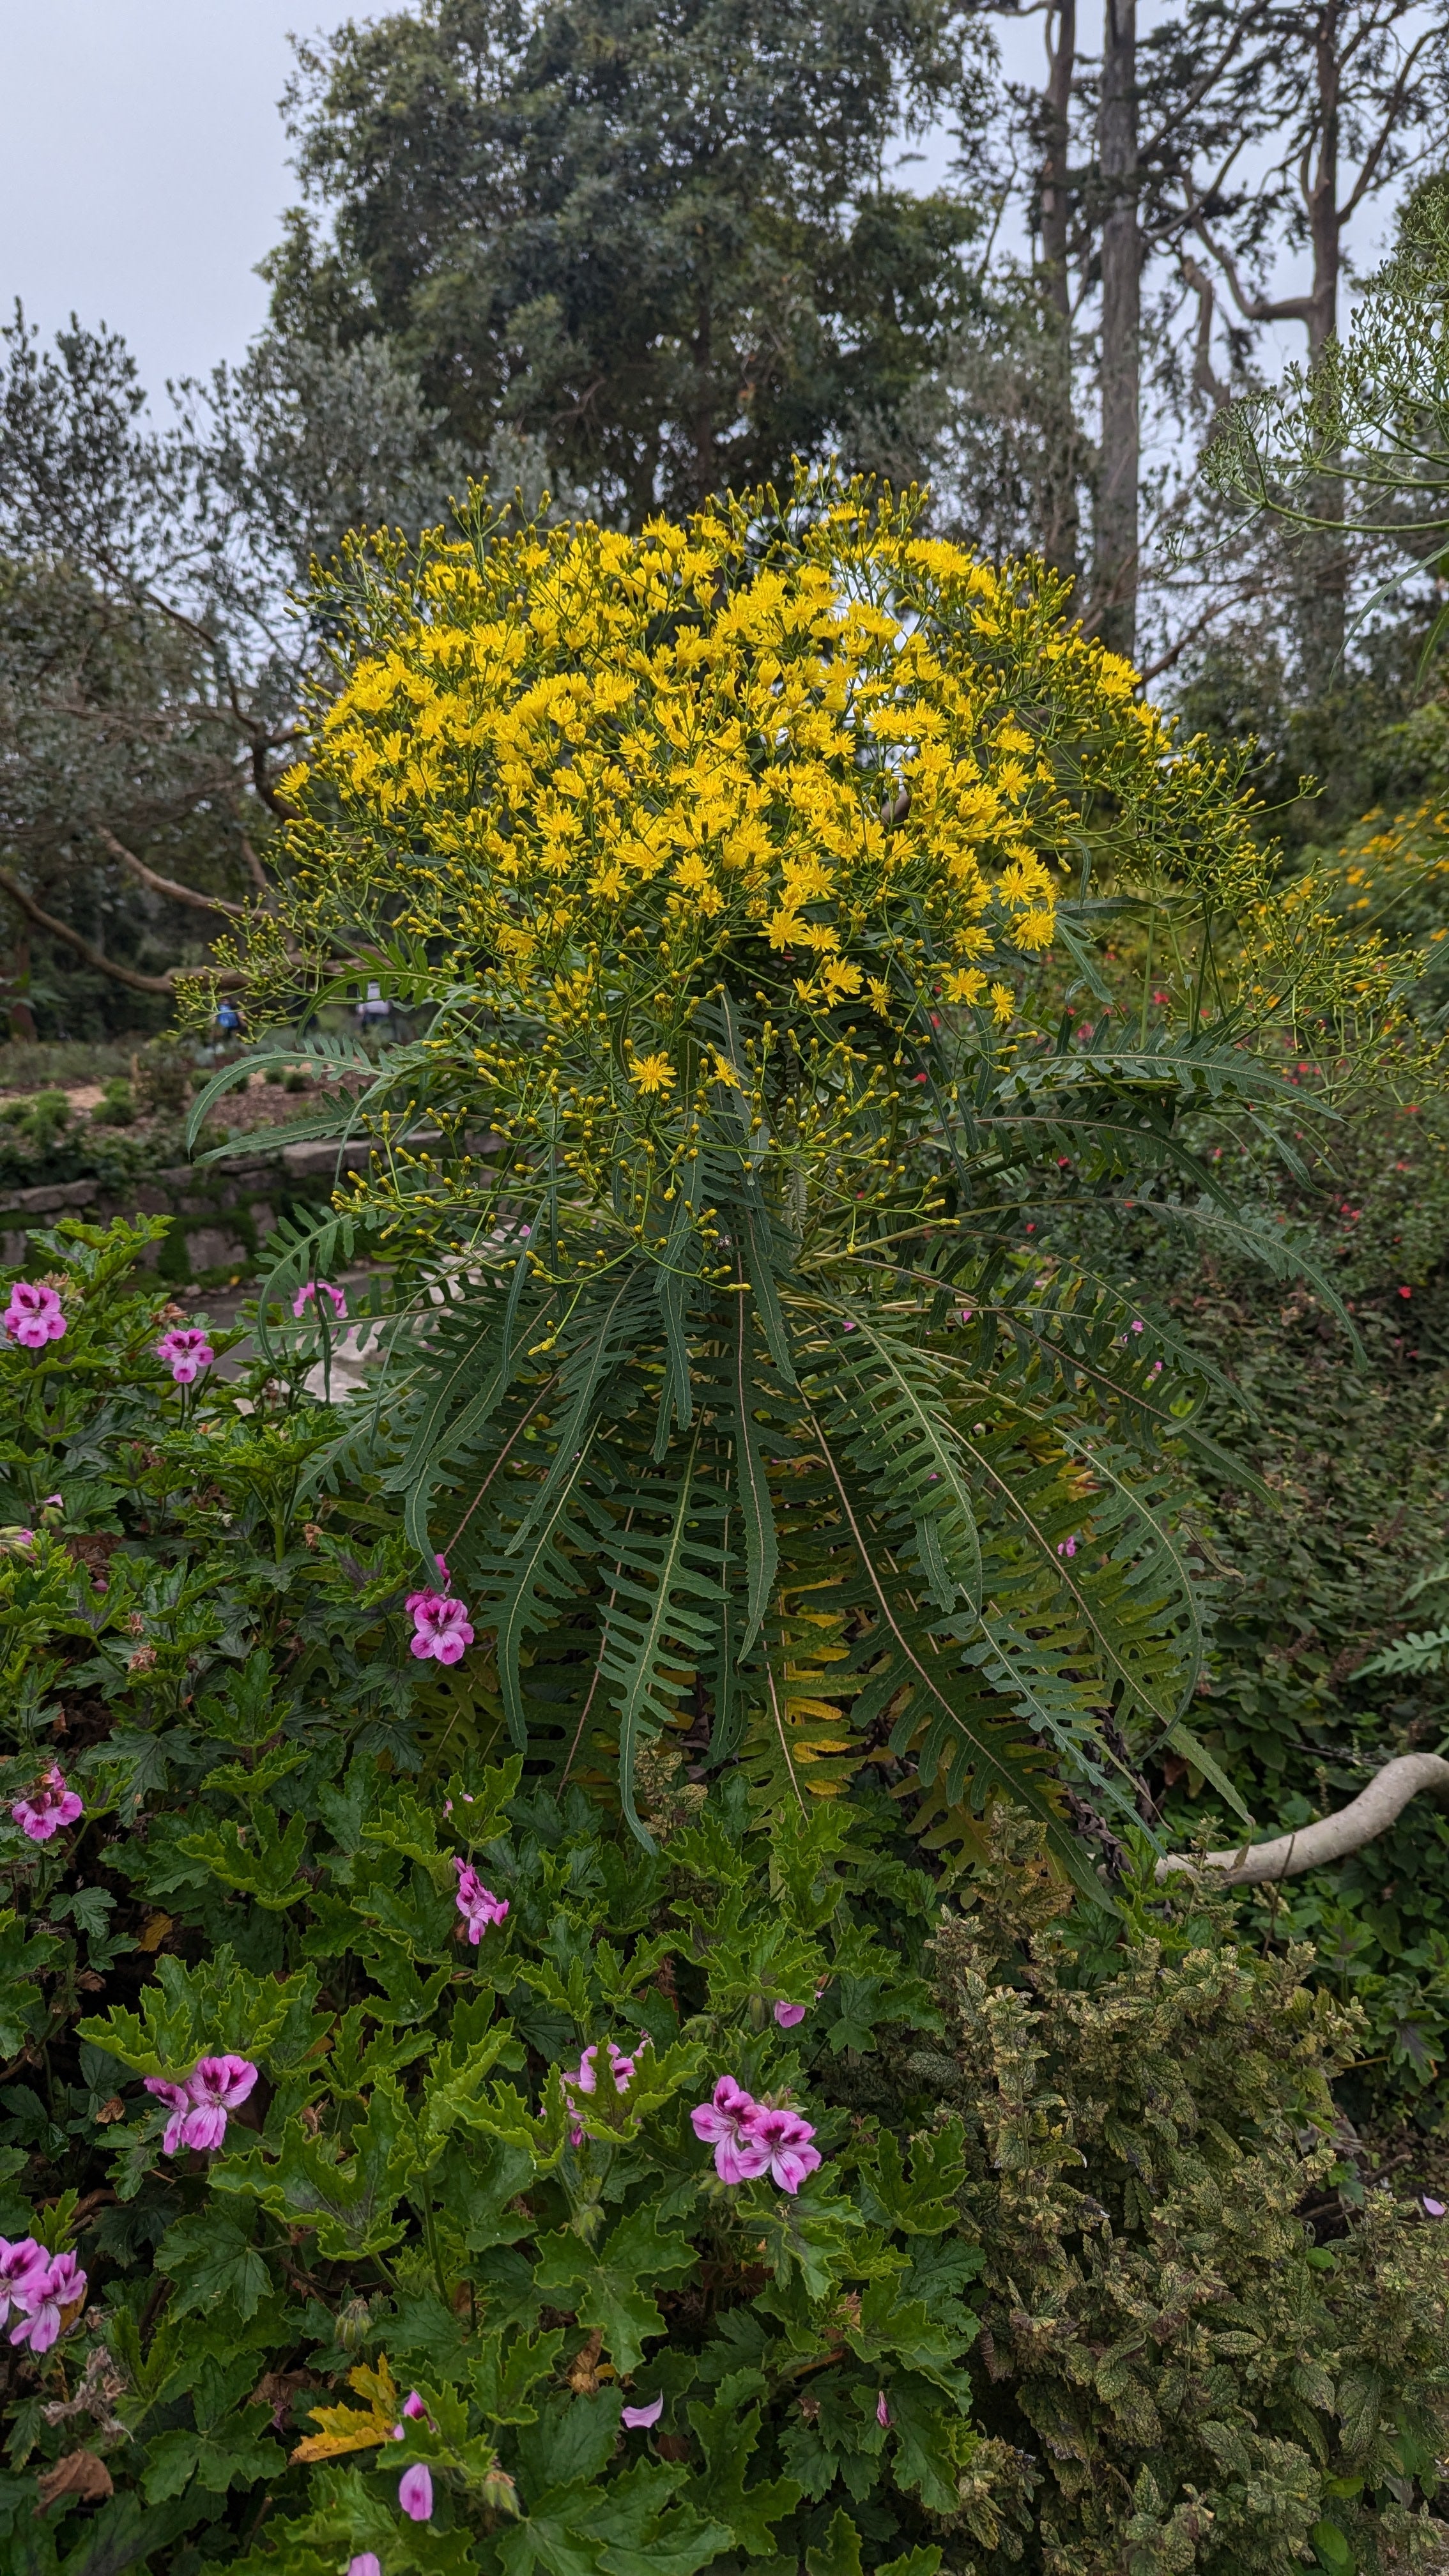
[398,2463,433,2522]
[564,2040,637,2145]
[180,2054,258,2150]
[3,1281,65,1349]
[744,2104,821,2195]
[143,2077,194,2156]
[453,1856,509,1943]
[148,2055,257,2153]
[391,2388,431,2436]
[10,2249,86,2353]
[155,1327,215,1386]
[0,2237,49,2333]
[773,2001,808,2028]
[292,1280,348,1321]
[406,1591,475,1665]
[691,2077,770,2185]
[11,1763,82,1841]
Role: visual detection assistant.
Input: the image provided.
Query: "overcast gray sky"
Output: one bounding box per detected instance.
[0,0,1406,418]
[1,0,304,392]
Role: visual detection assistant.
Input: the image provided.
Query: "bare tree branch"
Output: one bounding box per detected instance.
[1156,1752,1449,1885]
[0,870,241,997]
[95,827,249,921]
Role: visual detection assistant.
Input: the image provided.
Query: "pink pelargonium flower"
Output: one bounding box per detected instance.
[407,1591,475,1666]
[293,1280,348,1321]
[877,2389,893,2428]
[348,2559,382,2576]
[10,2249,86,2353]
[745,2105,822,2195]
[143,2076,194,2156]
[621,2393,664,2429]
[180,2053,259,2150]
[3,1281,65,1349]
[155,1327,215,1386]
[453,1856,509,1944]
[774,1977,827,2029]
[0,2236,49,2331]
[398,2463,433,2522]
[147,2053,257,2152]
[11,1763,82,1843]
[691,2076,769,2185]
[565,2040,637,2145]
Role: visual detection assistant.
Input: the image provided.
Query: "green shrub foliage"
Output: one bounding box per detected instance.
[0,1224,1444,2571]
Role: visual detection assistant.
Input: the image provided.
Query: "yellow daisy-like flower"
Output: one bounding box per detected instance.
[989,983,1016,1026]
[629,1052,677,1097]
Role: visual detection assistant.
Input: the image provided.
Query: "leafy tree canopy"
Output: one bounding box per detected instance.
[266,0,986,520]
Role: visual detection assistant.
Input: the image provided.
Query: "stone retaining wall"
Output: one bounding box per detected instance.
[0,1140,376,1282]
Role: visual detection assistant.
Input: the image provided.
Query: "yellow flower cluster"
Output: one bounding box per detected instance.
[300,512,1097,1034]
[245,475,1406,1269]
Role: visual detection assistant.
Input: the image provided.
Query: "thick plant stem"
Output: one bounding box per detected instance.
[1156,1753,1449,1886]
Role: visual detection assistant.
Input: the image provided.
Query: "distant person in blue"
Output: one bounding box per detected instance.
[215,1000,243,1037]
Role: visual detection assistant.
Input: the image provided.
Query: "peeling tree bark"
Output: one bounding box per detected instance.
[1096,0,1139,658]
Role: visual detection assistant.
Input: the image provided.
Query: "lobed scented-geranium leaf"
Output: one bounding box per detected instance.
[154,2209,273,2321]
[412,2023,523,2161]
[845,2278,977,2388]
[857,2120,967,2235]
[177,1806,312,1908]
[515,2391,622,2497]
[685,2395,803,2557]
[533,2203,696,2372]
[291,2354,401,2463]
[210,2078,417,2257]
[806,2508,865,2576]
[77,1950,312,2078]
[752,2178,864,2301]
[326,2004,438,2094]
[199,1742,309,1801]
[495,2483,608,2576]
[142,2353,287,2501]
[883,2370,969,2516]
[0,1911,61,2058]
[592,2457,733,2576]
[468,2325,567,2427]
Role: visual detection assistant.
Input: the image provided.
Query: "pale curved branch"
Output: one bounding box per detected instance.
[1156,1753,1449,1886]
[96,827,248,921]
[0,867,243,996]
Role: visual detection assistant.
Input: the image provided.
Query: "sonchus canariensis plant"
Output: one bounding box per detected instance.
[192,471,1414,1871]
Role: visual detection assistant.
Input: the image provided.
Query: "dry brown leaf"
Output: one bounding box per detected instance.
[94,2096,126,2126]
[35,2450,113,2514]
[249,2368,315,2432]
[136,1912,172,1952]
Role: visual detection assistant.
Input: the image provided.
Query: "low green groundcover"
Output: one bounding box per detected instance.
[0,1223,1445,2575]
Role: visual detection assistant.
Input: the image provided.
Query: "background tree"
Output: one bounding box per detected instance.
[0,309,463,1027]
[265,0,985,522]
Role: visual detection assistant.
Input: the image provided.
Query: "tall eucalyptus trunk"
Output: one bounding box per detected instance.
[1096,0,1140,659]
